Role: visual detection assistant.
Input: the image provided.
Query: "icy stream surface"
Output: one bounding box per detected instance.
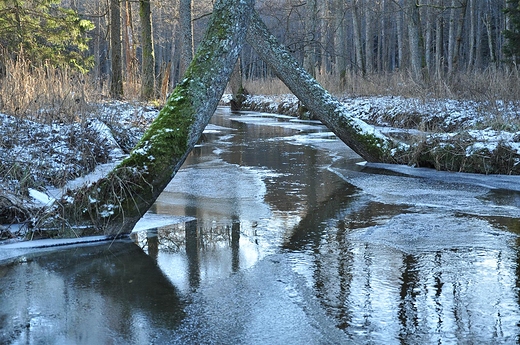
[1,107,520,344]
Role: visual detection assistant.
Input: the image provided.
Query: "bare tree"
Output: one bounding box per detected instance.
[109,0,123,98]
[179,0,193,76]
[351,0,364,74]
[304,0,318,77]
[140,0,155,100]
[406,0,423,81]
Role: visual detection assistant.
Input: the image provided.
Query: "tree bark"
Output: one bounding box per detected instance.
[140,0,155,100]
[109,0,123,98]
[334,0,347,87]
[123,0,136,87]
[179,0,193,76]
[351,0,364,74]
[246,11,397,163]
[406,0,422,81]
[229,57,247,111]
[304,0,318,77]
[40,0,255,236]
[365,1,374,74]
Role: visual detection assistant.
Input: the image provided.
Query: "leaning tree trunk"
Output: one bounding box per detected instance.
[39,0,255,237]
[246,10,520,175]
[246,11,398,163]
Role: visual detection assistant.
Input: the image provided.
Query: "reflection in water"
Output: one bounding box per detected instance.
[0,241,184,344]
[153,109,520,343]
[231,216,241,273]
[2,108,520,344]
[398,254,420,342]
[185,220,200,290]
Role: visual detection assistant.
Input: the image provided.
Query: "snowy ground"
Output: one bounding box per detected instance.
[1,94,519,239]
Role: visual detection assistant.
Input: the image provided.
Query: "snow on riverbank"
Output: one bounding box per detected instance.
[1,94,520,237]
[234,93,520,132]
[229,94,520,173]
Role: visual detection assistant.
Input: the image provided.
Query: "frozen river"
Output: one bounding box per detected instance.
[1,107,520,344]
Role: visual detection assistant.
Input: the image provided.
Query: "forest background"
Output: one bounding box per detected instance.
[1,0,520,115]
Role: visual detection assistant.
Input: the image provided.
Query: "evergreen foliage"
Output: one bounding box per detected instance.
[504,0,520,63]
[0,0,94,72]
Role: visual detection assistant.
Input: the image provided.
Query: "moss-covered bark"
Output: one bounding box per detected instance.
[246,11,399,163]
[38,0,255,237]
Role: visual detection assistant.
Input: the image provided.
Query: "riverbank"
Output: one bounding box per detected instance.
[2,94,520,239]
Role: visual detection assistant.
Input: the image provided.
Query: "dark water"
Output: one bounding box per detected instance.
[1,107,520,344]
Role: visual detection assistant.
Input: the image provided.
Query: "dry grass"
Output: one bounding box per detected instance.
[0,56,101,123]
[243,67,520,104]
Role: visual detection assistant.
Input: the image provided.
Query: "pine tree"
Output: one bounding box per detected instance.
[0,0,94,72]
[504,0,520,63]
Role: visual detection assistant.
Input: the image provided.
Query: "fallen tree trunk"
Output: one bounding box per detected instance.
[37,0,254,236]
[246,11,401,163]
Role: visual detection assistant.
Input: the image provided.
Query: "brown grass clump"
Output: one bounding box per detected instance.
[243,67,520,104]
[0,56,97,123]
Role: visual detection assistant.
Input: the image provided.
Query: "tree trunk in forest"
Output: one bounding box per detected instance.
[406,0,422,81]
[453,0,468,72]
[447,0,458,75]
[396,0,405,70]
[40,0,255,236]
[140,0,155,100]
[365,2,373,74]
[424,1,432,75]
[351,0,364,74]
[109,0,123,98]
[179,0,193,76]
[334,0,347,87]
[229,57,247,111]
[435,8,444,78]
[123,0,136,87]
[467,0,476,71]
[304,0,318,77]
[246,11,397,163]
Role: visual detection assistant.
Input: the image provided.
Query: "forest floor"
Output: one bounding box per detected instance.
[1,94,519,240]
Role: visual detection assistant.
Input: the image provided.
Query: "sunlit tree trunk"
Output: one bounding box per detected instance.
[41,0,255,236]
[140,0,155,100]
[123,0,136,87]
[109,0,123,98]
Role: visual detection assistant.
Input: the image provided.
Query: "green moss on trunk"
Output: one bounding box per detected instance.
[36,0,255,237]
